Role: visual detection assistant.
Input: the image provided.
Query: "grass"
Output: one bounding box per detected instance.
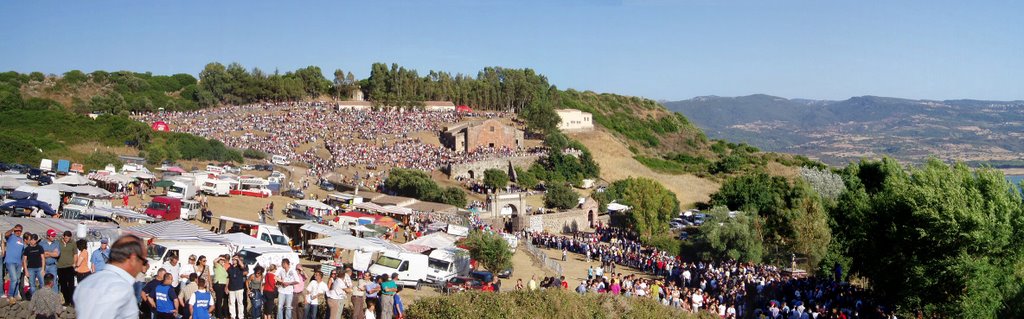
[407,290,707,319]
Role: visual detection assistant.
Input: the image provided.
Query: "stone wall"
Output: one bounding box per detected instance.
[447,155,540,180]
[534,208,607,234]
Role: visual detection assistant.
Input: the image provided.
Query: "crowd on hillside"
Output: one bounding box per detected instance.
[529,226,889,319]
[133,103,544,178]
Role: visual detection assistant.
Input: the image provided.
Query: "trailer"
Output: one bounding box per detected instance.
[56,160,71,174]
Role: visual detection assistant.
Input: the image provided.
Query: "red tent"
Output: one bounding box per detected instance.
[456,105,473,113]
[151,121,170,132]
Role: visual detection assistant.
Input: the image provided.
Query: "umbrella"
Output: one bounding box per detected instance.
[0,176,25,189]
[54,174,91,185]
[0,199,56,216]
[154,180,175,188]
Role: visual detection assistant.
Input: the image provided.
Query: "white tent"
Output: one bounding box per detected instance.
[607,202,631,212]
[128,220,225,242]
[402,232,457,252]
[54,174,91,185]
[300,223,347,236]
[128,171,156,179]
[0,176,25,189]
[308,235,405,252]
[41,183,78,193]
[70,185,114,197]
[221,232,272,248]
[294,200,333,211]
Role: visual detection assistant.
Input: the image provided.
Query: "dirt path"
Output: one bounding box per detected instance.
[569,129,720,208]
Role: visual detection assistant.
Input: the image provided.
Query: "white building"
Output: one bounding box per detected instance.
[555,109,594,132]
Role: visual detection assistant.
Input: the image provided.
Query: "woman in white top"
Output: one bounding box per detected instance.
[304,272,328,319]
[324,268,350,319]
[179,255,197,286]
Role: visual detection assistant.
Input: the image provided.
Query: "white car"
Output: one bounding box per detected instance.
[240,164,255,171]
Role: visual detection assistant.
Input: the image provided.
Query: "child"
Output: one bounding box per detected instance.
[365,302,377,319]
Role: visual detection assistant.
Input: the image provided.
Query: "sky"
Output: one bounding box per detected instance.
[1,0,1021,101]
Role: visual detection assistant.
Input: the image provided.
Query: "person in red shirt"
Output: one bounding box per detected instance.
[560,276,568,289]
[481,281,494,292]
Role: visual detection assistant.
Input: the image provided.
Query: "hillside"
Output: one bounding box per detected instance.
[666,95,1024,165]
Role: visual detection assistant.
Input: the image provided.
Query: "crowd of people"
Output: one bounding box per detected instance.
[528,226,889,319]
[133,103,544,180]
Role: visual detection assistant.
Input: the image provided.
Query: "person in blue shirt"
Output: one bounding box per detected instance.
[393,286,405,319]
[90,238,110,273]
[4,224,25,299]
[39,229,62,292]
[149,273,179,319]
[190,277,215,319]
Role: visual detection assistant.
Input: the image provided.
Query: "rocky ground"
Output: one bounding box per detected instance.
[0,299,76,319]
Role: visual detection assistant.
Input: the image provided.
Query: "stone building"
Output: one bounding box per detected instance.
[440,119,524,153]
[555,109,594,132]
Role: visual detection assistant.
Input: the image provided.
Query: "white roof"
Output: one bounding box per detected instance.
[0,176,26,189]
[54,174,91,185]
[308,234,405,252]
[128,220,225,242]
[216,215,262,226]
[41,183,77,192]
[402,232,457,250]
[70,185,114,197]
[294,200,333,210]
[221,232,272,248]
[607,202,630,212]
[300,223,347,236]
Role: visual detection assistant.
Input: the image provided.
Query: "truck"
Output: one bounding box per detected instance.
[426,247,471,283]
[168,178,198,200]
[61,196,114,218]
[201,179,234,196]
[146,240,231,279]
[368,250,429,289]
[56,160,71,175]
[236,246,301,273]
[39,159,53,172]
[145,196,182,221]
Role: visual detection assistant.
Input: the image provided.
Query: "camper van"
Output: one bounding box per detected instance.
[426,247,471,283]
[201,179,233,196]
[368,250,429,288]
[39,159,53,172]
[180,199,202,220]
[146,240,231,279]
[216,216,293,251]
[270,155,290,166]
[168,178,198,200]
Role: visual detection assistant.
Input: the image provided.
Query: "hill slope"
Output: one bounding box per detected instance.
[666,95,1024,165]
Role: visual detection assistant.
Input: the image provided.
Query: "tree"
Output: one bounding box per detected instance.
[699,206,765,262]
[544,183,580,210]
[832,158,1024,317]
[609,177,680,242]
[462,230,512,274]
[514,167,538,189]
[482,168,509,190]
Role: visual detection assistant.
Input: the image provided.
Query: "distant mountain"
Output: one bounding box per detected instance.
[665,95,1024,165]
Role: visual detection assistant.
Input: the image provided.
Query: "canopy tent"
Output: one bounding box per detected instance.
[402,244,431,253]
[128,220,225,242]
[70,185,114,197]
[402,232,458,251]
[0,199,57,215]
[353,202,383,213]
[40,183,77,193]
[0,216,120,241]
[300,223,347,237]
[294,200,334,211]
[221,232,272,248]
[92,207,156,222]
[308,234,405,252]
[380,205,412,216]
[128,171,156,179]
[54,174,91,185]
[0,176,25,189]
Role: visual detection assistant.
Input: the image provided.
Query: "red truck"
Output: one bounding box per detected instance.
[145,196,182,221]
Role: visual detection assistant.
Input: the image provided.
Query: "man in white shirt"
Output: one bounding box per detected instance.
[74,235,148,319]
[275,259,299,319]
[691,290,704,313]
[179,255,197,287]
[163,255,181,293]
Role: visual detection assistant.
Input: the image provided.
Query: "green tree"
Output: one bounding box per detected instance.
[699,206,765,262]
[832,158,1024,317]
[514,166,538,189]
[544,183,580,210]
[462,230,512,274]
[482,168,509,190]
[610,177,680,242]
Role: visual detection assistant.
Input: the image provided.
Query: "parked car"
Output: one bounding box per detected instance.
[282,189,305,199]
[678,231,689,240]
[319,181,335,191]
[497,267,513,279]
[37,175,53,186]
[469,271,494,284]
[254,164,274,171]
[285,208,318,221]
[443,276,483,294]
[670,221,685,229]
[240,164,255,171]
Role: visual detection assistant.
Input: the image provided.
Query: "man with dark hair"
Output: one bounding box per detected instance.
[189,277,214,319]
[149,273,179,319]
[379,273,398,319]
[29,273,64,319]
[142,268,168,319]
[4,224,25,300]
[74,234,148,319]
[56,230,77,303]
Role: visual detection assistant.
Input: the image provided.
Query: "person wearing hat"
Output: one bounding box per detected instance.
[90,238,110,273]
[40,229,62,293]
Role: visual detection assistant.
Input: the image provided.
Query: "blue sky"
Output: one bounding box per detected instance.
[1,0,1021,101]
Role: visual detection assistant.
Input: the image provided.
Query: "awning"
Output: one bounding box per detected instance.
[128,220,225,242]
[403,232,458,250]
[300,223,347,236]
[380,205,412,216]
[54,174,91,185]
[70,185,114,197]
[294,200,333,211]
[128,171,156,179]
[220,232,271,247]
[354,202,383,212]
[92,207,156,222]
[308,234,405,252]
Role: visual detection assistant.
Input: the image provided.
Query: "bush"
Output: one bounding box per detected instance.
[482,168,509,190]
[243,148,267,159]
[408,290,698,319]
[462,230,512,273]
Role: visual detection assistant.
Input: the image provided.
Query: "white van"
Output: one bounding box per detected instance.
[146,240,231,279]
[168,178,198,200]
[271,155,290,166]
[216,216,293,251]
[368,250,429,288]
[237,247,300,273]
[180,200,202,220]
[201,179,234,196]
[426,247,471,283]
